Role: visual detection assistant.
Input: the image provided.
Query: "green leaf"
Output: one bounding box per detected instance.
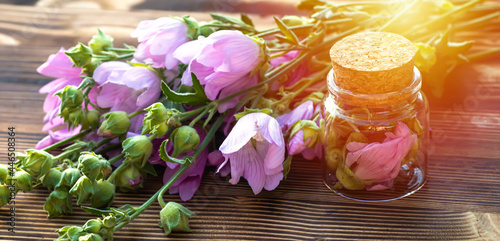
[274,17,300,45]
[81,206,113,216]
[240,14,254,27]
[161,73,209,106]
[282,155,293,180]
[209,13,255,32]
[274,35,299,46]
[161,99,186,112]
[159,139,188,165]
[142,162,158,176]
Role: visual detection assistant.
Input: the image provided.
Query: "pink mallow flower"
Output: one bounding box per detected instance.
[131,17,189,69]
[173,30,261,112]
[345,122,417,191]
[36,48,93,149]
[218,113,285,195]
[93,61,161,131]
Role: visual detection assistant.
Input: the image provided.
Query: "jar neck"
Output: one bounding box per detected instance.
[326,67,422,123]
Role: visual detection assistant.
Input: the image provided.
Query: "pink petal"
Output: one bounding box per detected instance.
[35,135,53,150]
[264,172,283,191]
[173,38,209,64]
[208,150,224,166]
[345,122,417,182]
[287,130,308,156]
[37,48,81,78]
[39,77,81,94]
[270,50,299,68]
[219,115,258,154]
[225,142,266,194]
[276,101,314,131]
[177,176,202,201]
[216,73,258,113]
[134,41,167,68]
[93,61,130,85]
[262,142,285,175]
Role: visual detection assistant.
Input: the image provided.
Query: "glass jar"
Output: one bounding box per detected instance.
[322,66,429,201]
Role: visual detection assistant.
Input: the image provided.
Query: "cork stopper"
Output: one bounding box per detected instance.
[329,32,416,94]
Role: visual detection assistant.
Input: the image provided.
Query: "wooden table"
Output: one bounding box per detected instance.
[1,3,500,240]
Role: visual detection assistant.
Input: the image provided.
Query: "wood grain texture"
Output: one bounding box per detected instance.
[1,3,500,241]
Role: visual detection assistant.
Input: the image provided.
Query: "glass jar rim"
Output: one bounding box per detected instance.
[327,66,422,106]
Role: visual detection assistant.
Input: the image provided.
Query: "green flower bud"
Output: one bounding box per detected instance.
[325,147,343,171]
[102,215,116,229]
[56,86,83,109]
[56,226,84,241]
[122,135,152,167]
[58,168,82,189]
[16,152,27,165]
[289,120,320,149]
[98,111,131,138]
[281,15,307,26]
[41,168,62,190]
[78,233,104,241]
[44,188,73,218]
[56,86,85,127]
[142,103,170,137]
[91,180,115,208]
[0,164,9,184]
[13,170,33,193]
[159,202,195,235]
[89,29,113,55]
[69,109,86,126]
[86,109,101,129]
[78,152,112,180]
[82,219,102,234]
[115,165,143,192]
[170,126,200,157]
[0,185,11,208]
[199,25,215,37]
[21,149,54,177]
[69,176,94,205]
[65,43,93,67]
[98,228,112,241]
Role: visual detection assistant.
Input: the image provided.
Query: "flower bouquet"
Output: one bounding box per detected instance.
[2,0,499,239]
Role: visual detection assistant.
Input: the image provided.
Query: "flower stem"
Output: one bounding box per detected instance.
[54,147,84,161]
[114,164,190,232]
[105,48,136,53]
[179,106,208,121]
[108,153,125,165]
[128,110,144,119]
[90,137,114,151]
[42,129,92,152]
[115,53,135,60]
[189,106,211,127]
[107,161,128,182]
[464,47,500,61]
